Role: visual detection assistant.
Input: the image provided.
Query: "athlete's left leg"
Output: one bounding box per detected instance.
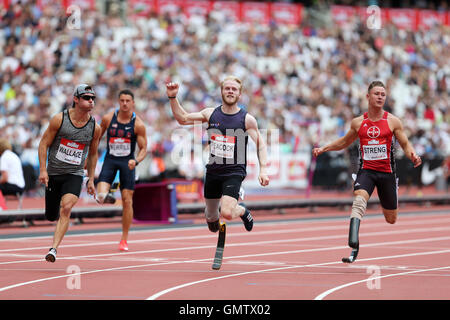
[382,208,398,224]
[221,196,253,231]
[377,173,399,224]
[120,189,134,242]
[220,195,241,220]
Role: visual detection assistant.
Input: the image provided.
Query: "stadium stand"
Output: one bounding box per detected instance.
[0,0,448,223]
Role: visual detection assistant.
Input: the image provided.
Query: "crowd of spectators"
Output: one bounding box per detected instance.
[0,1,448,188]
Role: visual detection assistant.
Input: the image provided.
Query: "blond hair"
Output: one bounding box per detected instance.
[0,138,12,155]
[220,76,243,92]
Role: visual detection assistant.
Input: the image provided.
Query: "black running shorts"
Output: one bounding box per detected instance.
[353,169,398,210]
[203,174,243,200]
[45,174,83,221]
[97,157,136,190]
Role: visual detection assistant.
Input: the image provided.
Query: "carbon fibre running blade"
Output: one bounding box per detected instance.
[342,248,359,263]
[212,223,226,270]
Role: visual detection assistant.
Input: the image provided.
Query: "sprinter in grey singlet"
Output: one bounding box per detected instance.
[38,84,102,263]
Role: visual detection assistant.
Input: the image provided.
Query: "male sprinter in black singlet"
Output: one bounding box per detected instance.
[39,84,102,262]
[166,76,269,233]
[96,89,147,251]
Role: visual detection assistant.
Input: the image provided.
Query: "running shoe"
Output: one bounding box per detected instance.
[103,193,116,204]
[45,248,57,263]
[239,203,253,232]
[119,240,128,251]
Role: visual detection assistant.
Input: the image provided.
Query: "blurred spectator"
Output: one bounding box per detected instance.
[178,149,204,180]
[0,138,25,196]
[0,1,448,189]
[148,143,166,181]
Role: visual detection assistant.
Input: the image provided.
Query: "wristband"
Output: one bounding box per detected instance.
[168,96,177,99]
[135,160,139,166]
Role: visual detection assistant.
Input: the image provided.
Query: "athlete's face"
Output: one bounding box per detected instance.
[76,94,96,112]
[221,80,241,106]
[367,86,386,109]
[119,94,134,112]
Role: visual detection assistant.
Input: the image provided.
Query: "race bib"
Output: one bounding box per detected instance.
[363,144,387,160]
[56,138,85,165]
[210,134,235,159]
[109,137,131,157]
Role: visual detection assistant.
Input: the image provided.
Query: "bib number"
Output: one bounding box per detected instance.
[56,138,85,165]
[210,134,235,159]
[363,144,387,160]
[109,137,131,157]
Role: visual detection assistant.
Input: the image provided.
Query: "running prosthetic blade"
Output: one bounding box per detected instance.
[342,248,359,263]
[212,223,226,270]
[342,217,360,263]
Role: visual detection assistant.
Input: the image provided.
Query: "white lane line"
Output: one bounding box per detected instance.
[1,213,450,297]
[1,226,450,266]
[2,215,450,254]
[314,266,450,300]
[146,248,450,300]
[3,213,450,243]
[1,235,450,297]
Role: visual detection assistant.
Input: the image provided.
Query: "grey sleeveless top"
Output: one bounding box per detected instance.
[47,109,96,176]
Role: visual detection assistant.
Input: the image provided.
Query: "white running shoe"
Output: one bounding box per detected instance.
[45,248,57,263]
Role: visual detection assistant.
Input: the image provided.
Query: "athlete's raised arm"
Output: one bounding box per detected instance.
[166,82,214,125]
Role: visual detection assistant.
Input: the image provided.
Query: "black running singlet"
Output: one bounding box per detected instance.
[205,106,248,178]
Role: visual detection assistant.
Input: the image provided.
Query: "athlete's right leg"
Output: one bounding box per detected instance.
[348,189,369,248]
[51,193,79,249]
[96,158,118,204]
[205,198,221,232]
[45,175,82,262]
[343,170,374,263]
[46,192,79,262]
[203,174,223,233]
[96,181,112,203]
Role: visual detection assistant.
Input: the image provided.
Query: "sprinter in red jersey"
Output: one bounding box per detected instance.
[313,81,422,263]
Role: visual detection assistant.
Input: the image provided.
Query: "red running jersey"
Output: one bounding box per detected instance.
[358,111,395,173]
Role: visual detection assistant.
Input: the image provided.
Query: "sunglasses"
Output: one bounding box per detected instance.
[80,95,96,101]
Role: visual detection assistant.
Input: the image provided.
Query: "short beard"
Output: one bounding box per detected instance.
[222,94,238,106]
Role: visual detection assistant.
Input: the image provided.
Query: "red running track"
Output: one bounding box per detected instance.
[0,206,450,302]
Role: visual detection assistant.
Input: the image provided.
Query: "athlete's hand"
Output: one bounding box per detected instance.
[259,172,269,187]
[128,159,137,170]
[411,152,422,168]
[39,170,49,187]
[312,147,324,157]
[86,178,96,196]
[166,82,179,98]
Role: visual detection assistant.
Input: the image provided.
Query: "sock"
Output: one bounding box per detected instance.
[351,195,367,220]
[207,219,220,233]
